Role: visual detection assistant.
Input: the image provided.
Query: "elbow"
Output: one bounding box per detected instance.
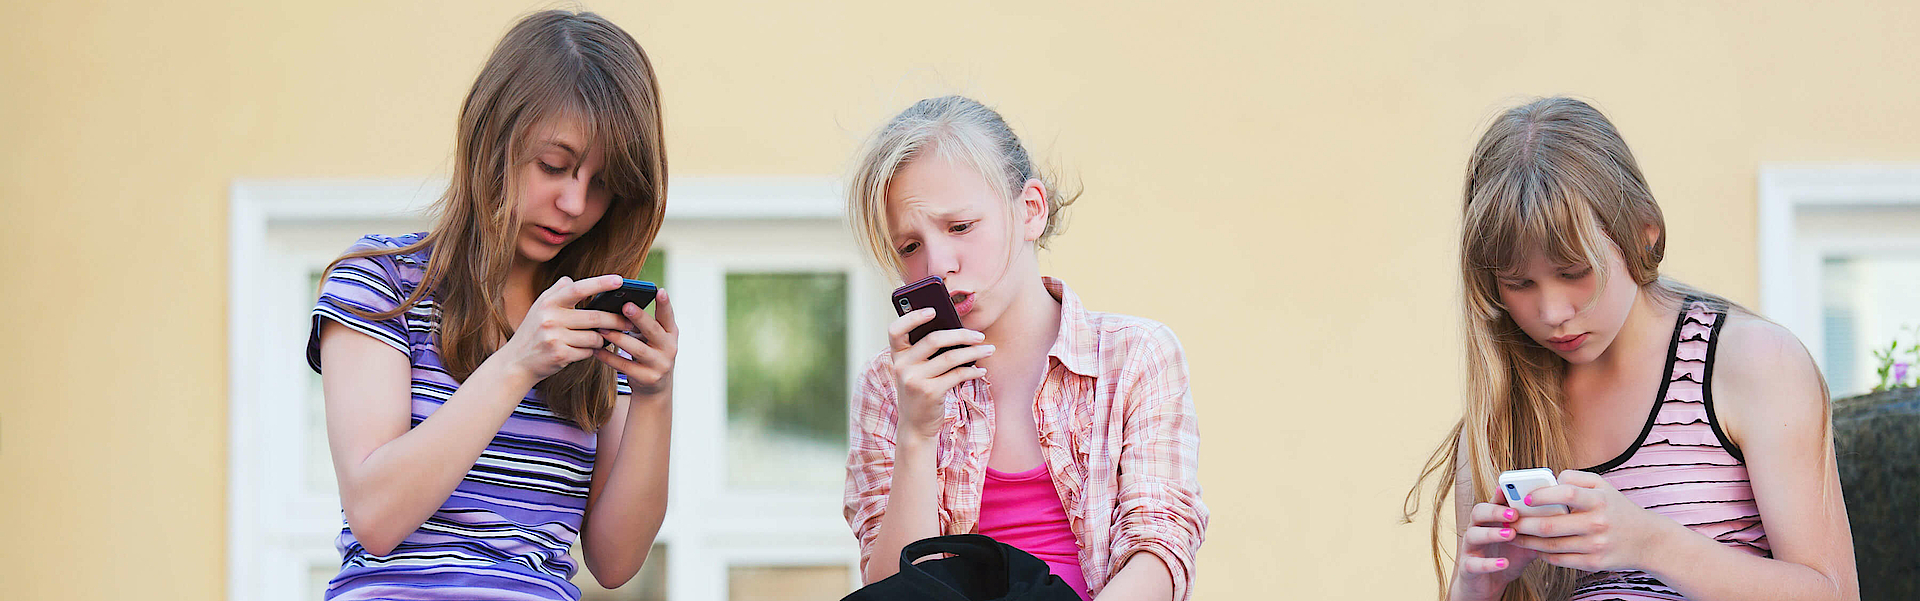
[342,502,411,558]
[593,568,638,591]
[584,542,649,589]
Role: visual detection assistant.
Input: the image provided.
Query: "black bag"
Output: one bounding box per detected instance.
[841,534,1083,601]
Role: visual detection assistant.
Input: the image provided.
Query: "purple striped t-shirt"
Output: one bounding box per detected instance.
[308,233,629,601]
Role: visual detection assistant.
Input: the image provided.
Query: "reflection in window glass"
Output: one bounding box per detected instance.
[1820,254,1920,397]
[725,272,849,488]
[727,565,853,601]
[571,543,668,601]
[636,249,666,290]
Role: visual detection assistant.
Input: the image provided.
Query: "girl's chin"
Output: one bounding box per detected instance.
[516,241,562,264]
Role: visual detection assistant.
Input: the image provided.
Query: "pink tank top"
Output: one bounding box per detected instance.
[1571,300,1771,600]
[977,463,1090,601]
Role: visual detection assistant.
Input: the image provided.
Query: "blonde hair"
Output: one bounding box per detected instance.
[322,10,667,431]
[846,95,1080,275]
[1406,97,1754,600]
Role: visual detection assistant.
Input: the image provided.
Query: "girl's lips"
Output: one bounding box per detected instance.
[950,291,975,316]
[1546,333,1589,353]
[535,225,569,245]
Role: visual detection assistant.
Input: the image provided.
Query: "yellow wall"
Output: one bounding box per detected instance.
[5,1,1919,598]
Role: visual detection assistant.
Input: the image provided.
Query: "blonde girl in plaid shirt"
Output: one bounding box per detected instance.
[841,96,1207,601]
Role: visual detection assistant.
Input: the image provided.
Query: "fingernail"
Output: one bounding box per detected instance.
[1523,494,1532,505]
[1494,558,1507,569]
[982,345,995,353]
[1500,528,1513,539]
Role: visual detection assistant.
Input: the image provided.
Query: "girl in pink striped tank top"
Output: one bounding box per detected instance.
[1411,97,1859,601]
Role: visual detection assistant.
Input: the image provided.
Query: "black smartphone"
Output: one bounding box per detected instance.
[891,275,972,364]
[579,279,658,314]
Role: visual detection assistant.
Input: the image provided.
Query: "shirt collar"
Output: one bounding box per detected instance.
[1043,276,1100,378]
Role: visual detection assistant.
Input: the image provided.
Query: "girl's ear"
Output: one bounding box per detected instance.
[1018,178,1048,243]
[1641,223,1661,251]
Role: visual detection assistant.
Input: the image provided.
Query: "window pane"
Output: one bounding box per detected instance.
[572,543,668,601]
[728,565,853,601]
[724,272,849,488]
[1821,254,1920,397]
[637,249,666,288]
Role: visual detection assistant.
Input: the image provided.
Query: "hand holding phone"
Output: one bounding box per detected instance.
[891,275,972,364]
[1498,468,1570,517]
[579,279,658,316]
[886,275,992,440]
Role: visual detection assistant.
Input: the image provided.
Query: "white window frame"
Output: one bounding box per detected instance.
[228,177,874,601]
[1757,165,1920,378]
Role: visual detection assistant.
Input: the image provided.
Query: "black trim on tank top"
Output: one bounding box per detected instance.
[1582,302,1690,474]
[1700,302,1746,462]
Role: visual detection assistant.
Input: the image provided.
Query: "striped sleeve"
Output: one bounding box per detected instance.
[307,236,412,373]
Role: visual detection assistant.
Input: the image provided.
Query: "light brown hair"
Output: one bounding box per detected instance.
[322,9,667,431]
[1406,97,1748,600]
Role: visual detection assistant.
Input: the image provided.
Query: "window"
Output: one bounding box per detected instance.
[231,178,881,601]
[1759,166,1920,397]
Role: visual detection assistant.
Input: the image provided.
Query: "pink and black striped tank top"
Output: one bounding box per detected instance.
[1570,300,1771,600]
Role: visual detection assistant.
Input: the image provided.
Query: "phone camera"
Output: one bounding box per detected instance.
[896,298,912,312]
[1503,483,1520,501]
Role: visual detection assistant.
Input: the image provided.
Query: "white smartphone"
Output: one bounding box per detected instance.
[1497,468,1569,517]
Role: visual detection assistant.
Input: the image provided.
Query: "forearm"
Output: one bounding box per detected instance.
[582,392,673,584]
[341,357,534,554]
[863,433,941,583]
[1093,552,1173,601]
[1645,526,1854,601]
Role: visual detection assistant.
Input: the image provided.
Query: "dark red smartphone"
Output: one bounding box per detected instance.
[891,275,972,364]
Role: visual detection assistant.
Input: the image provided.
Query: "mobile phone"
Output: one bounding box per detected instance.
[1497,468,1569,517]
[890,275,971,364]
[579,279,658,314]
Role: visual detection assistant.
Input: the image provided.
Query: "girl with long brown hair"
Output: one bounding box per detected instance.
[306,10,675,600]
[1410,97,1859,601]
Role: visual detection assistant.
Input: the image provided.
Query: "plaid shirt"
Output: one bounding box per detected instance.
[843,278,1207,600]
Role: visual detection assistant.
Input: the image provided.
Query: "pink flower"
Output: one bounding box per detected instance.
[1896,362,1911,384]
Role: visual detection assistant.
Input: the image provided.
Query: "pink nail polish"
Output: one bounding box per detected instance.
[1504,509,1515,520]
[1500,528,1513,539]
[1495,558,1507,569]
[1523,494,1532,505]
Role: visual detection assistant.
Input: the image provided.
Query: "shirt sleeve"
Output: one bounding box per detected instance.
[1108,323,1208,601]
[842,353,901,576]
[307,236,412,373]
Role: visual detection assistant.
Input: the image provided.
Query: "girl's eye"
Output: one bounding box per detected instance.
[1500,279,1533,291]
[949,222,973,233]
[538,161,567,175]
[898,242,920,256]
[1560,267,1593,280]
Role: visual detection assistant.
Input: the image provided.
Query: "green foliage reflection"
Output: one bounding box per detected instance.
[725,272,849,445]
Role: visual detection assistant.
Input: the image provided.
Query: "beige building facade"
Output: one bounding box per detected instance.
[4,1,1919,599]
